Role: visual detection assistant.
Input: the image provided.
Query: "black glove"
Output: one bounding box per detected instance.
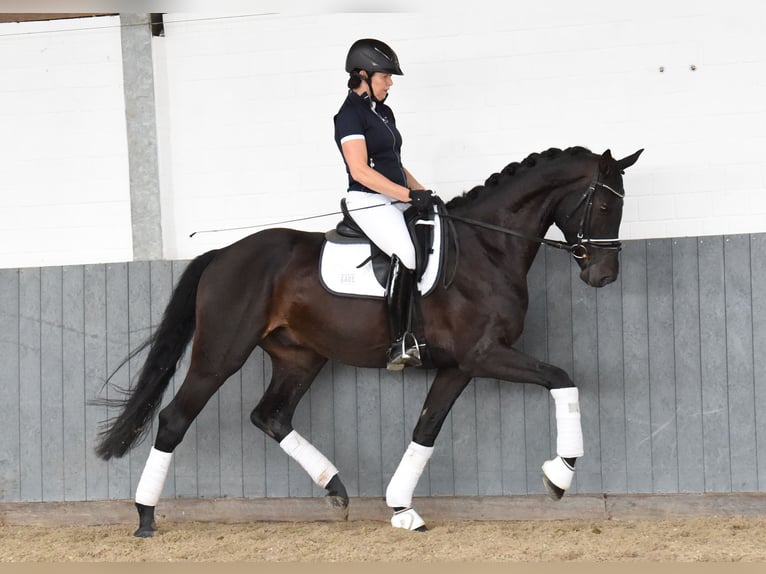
[408,189,435,211]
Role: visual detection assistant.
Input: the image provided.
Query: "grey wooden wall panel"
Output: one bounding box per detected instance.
[570,264,602,493]
[41,266,64,501]
[697,237,732,492]
[672,238,705,493]
[724,235,758,492]
[106,263,131,500]
[0,269,20,502]
[19,268,42,502]
[597,272,627,493]
[83,265,108,500]
[3,234,766,505]
[751,234,766,491]
[620,241,653,493]
[62,266,86,501]
[646,239,679,493]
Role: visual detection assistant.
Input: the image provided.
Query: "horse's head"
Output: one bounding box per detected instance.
[554,148,643,288]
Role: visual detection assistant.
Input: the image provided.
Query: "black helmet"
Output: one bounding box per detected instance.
[345,38,403,75]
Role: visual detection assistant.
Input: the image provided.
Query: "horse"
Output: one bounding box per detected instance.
[94,145,643,536]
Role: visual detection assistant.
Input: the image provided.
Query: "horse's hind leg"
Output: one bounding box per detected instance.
[250,345,349,516]
[133,341,256,537]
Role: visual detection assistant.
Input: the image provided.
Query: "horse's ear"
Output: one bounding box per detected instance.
[616,148,644,172]
[599,149,614,175]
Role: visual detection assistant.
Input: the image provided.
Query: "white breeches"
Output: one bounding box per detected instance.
[345,191,416,271]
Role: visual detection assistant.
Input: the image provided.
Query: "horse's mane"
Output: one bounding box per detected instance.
[445,146,592,209]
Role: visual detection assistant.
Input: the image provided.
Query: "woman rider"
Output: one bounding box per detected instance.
[334,38,436,371]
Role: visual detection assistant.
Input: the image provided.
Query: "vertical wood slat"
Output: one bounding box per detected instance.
[0,269,20,502]
[750,234,766,491]
[698,236,732,492]
[19,268,42,502]
[723,235,758,492]
[646,239,678,493]
[62,266,86,501]
[621,241,652,493]
[672,238,704,493]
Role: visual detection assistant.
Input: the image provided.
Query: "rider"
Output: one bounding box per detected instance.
[333,38,436,371]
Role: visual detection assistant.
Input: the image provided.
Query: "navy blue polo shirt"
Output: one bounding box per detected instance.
[333,90,407,192]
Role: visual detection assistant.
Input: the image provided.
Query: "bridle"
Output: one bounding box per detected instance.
[560,174,625,260]
[440,169,625,263]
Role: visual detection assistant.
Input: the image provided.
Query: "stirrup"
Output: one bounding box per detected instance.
[386,332,422,371]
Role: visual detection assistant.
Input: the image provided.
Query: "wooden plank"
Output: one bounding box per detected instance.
[697,236,731,492]
[596,270,627,493]
[646,239,678,493]
[475,377,502,495]
[62,266,86,501]
[451,377,478,496]
[356,367,382,497]
[751,234,766,491]
[672,237,704,493]
[40,266,65,501]
[723,234,757,492]
[379,365,405,495]
[19,267,42,502]
[522,249,551,495]
[620,241,652,493]
[570,259,601,493]
[219,369,244,498]
[499,378,526,495]
[127,261,152,500]
[427,370,455,497]
[0,269,21,502]
[83,265,109,500]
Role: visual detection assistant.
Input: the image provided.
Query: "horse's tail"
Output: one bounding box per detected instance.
[94,249,219,460]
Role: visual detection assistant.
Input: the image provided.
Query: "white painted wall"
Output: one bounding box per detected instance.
[2,3,765,267]
[0,16,132,268]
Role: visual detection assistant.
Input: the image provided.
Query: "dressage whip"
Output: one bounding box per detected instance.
[188,201,391,237]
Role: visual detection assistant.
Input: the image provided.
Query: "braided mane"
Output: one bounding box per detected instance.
[445,146,591,209]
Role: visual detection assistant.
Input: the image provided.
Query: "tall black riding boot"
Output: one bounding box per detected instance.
[385,255,422,370]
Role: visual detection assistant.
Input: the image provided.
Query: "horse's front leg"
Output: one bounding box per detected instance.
[386,368,473,531]
[461,345,584,500]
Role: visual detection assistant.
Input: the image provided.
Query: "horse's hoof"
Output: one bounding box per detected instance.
[391,507,426,531]
[133,526,156,538]
[325,495,350,520]
[542,473,565,501]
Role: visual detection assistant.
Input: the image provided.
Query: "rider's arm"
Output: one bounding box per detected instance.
[341,138,412,203]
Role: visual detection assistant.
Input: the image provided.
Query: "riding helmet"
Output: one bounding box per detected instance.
[345,38,403,75]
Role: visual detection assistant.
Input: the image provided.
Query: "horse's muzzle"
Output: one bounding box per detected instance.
[579,258,619,288]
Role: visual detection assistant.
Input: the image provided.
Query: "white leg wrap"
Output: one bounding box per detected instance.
[279,430,338,488]
[391,507,425,531]
[385,441,434,508]
[551,387,584,458]
[135,447,173,507]
[542,456,575,491]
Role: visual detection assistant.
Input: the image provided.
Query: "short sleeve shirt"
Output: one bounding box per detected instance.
[333,91,407,192]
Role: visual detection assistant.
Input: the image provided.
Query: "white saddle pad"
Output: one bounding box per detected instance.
[319,216,443,299]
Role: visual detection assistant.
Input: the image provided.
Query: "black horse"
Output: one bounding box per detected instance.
[95,146,643,536]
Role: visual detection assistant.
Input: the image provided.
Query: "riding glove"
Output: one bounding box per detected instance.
[408,189,436,211]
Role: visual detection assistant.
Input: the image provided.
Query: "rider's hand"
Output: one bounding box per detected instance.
[408,189,436,211]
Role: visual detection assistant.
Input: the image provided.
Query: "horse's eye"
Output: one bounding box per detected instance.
[599,204,608,214]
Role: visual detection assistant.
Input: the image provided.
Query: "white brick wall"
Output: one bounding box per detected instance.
[0,16,132,268]
[1,3,764,267]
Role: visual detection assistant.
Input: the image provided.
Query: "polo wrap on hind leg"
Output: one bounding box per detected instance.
[385,441,434,508]
[280,430,338,488]
[135,447,173,507]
